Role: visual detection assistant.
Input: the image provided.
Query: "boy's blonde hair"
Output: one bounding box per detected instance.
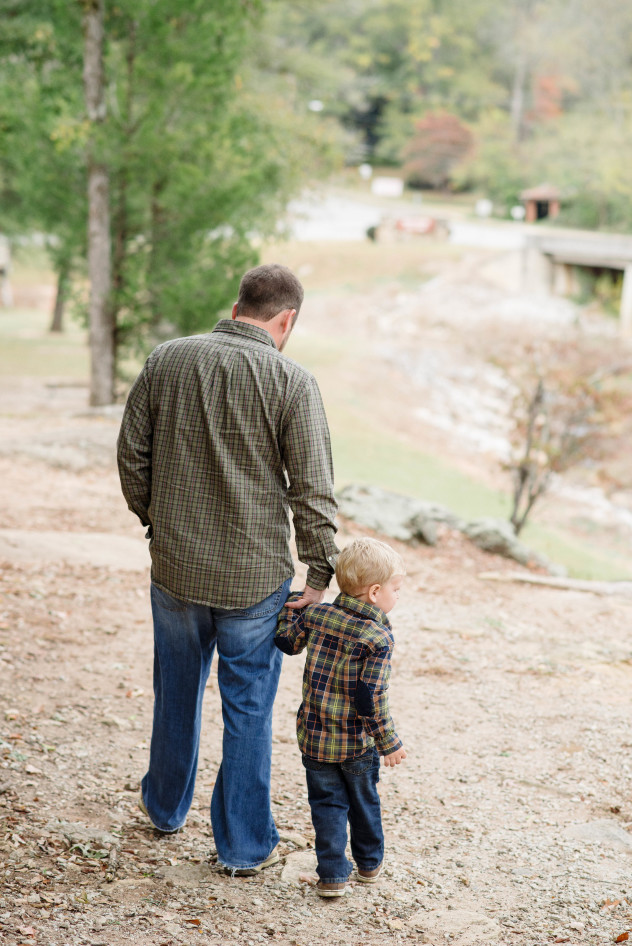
[335,537,405,596]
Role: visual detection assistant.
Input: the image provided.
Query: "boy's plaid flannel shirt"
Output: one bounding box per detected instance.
[275,592,403,762]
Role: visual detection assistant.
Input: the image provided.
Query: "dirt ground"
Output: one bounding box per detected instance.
[3,264,632,946]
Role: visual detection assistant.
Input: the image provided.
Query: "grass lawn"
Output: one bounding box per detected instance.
[0,305,89,379]
[326,407,632,581]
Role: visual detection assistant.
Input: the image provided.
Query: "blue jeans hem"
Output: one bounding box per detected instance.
[141,790,186,834]
[218,844,277,871]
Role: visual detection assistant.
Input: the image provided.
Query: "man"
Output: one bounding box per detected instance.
[117,263,338,874]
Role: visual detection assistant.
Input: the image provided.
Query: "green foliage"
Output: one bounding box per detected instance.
[260,0,500,161]
[0,0,339,367]
[454,111,526,208]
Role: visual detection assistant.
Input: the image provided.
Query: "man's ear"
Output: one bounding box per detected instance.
[282,308,296,332]
[231,302,239,320]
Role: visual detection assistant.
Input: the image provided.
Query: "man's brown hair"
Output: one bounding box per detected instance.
[235,263,304,323]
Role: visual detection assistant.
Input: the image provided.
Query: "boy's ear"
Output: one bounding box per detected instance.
[368,583,381,602]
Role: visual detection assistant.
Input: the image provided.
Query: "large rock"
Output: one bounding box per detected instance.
[463,517,534,565]
[336,484,463,547]
[463,517,564,574]
[280,850,318,885]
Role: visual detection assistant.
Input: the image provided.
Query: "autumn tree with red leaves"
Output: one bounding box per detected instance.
[403,112,473,190]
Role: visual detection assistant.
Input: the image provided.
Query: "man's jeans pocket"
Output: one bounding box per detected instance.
[217,583,289,620]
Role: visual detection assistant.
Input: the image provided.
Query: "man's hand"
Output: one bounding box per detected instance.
[285,585,325,610]
[383,747,407,767]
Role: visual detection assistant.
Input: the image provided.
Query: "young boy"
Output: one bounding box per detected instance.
[275,537,407,898]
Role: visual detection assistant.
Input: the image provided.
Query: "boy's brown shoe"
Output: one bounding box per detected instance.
[316,881,346,898]
[357,863,382,883]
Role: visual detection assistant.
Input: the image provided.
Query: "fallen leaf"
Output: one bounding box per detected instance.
[298,872,317,885]
[185,918,202,926]
[615,934,629,944]
[18,928,36,938]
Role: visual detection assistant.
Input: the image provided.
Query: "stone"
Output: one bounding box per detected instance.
[279,832,310,850]
[564,820,632,851]
[408,908,501,945]
[159,862,214,886]
[280,851,318,886]
[45,820,119,848]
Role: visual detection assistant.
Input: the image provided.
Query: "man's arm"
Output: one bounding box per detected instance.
[117,361,154,528]
[354,642,404,757]
[282,376,338,593]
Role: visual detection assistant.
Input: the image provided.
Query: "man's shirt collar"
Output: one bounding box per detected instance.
[334,592,391,629]
[212,318,277,349]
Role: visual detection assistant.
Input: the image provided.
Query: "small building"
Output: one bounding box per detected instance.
[0,235,12,307]
[520,184,561,223]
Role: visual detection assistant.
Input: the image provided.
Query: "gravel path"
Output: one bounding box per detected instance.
[1,390,632,946]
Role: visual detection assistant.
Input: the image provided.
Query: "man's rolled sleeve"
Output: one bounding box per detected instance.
[282,378,338,589]
[117,362,154,528]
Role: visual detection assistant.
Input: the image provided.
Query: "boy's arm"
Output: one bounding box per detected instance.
[354,643,403,756]
[274,594,311,656]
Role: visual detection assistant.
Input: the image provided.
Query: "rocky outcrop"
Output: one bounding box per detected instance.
[336,484,565,575]
[336,484,463,547]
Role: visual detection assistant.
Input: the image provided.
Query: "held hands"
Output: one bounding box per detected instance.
[383,747,407,767]
[285,585,326,610]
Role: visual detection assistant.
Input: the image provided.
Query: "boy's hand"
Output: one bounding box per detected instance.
[285,585,325,609]
[383,747,407,767]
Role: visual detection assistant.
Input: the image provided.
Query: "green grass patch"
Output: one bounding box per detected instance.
[328,408,632,580]
[330,408,509,518]
[262,240,461,294]
[0,306,88,379]
[521,522,632,581]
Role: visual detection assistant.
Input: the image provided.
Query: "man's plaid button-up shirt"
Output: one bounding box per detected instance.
[117,319,338,609]
[275,592,403,762]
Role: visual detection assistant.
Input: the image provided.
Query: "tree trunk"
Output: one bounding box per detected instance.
[510,53,528,143]
[83,0,114,406]
[49,262,70,333]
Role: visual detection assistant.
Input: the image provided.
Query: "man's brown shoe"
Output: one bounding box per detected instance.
[316,881,346,898]
[357,863,382,883]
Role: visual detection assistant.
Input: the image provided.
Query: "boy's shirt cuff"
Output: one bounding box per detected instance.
[374,732,403,756]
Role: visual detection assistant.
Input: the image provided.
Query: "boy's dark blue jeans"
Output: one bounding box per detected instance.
[302,746,384,883]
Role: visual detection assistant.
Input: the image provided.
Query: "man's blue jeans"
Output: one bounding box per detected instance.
[302,747,384,883]
[141,579,290,869]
